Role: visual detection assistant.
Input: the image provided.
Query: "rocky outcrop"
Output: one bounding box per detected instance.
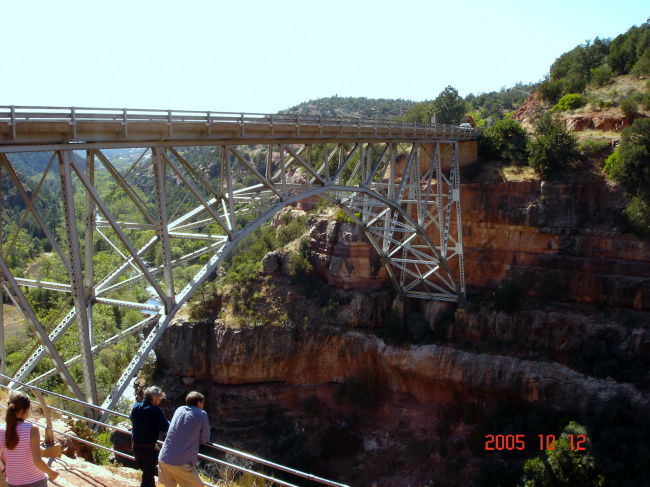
[459,180,650,309]
[303,180,649,309]
[562,114,639,132]
[156,321,650,417]
[310,220,388,289]
[454,307,650,362]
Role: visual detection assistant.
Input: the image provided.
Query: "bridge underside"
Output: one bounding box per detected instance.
[0,109,468,415]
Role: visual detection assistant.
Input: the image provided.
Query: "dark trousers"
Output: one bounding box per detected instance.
[133,444,159,487]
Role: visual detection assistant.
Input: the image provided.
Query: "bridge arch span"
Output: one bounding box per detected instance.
[0,107,470,416]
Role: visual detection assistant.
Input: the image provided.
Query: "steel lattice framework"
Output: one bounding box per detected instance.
[0,106,473,416]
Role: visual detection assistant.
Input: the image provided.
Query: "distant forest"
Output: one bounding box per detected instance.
[279,96,416,119]
[279,83,539,126]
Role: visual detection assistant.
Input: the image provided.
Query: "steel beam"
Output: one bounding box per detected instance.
[59,151,99,407]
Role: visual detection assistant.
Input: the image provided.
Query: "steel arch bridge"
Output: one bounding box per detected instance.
[0,106,473,416]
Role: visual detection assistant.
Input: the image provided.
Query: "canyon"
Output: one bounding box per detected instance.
[152,175,650,486]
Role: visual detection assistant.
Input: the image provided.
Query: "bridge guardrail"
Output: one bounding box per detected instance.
[0,105,475,141]
[0,373,349,487]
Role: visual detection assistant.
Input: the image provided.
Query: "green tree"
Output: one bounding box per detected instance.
[402,100,434,124]
[608,118,650,198]
[528,114,580,177]
[521,422,606,486]
[620,97,639,118]
[478,119,529,164]
[433,85,466,125]
[537,78,564,104]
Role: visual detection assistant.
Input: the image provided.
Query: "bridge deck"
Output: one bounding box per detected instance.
[0,106,475,149]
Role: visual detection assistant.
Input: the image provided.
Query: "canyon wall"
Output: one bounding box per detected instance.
[461,180,650,309]
[156,320,649,416]
[306,179,650,309]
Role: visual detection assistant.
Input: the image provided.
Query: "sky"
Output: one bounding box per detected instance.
[2,0,648,115]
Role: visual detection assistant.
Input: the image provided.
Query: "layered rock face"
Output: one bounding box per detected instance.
[307,179,650,310]
[309,219,388,289]
[460,181,650,309]
[155,321,650,417]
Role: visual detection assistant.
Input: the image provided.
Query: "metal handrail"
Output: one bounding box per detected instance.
[0,105,476,140]
[0,373,350,487]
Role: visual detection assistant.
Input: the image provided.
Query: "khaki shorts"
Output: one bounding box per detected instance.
[158,461,204,487]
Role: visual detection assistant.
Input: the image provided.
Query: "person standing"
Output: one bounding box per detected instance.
[158,391,210,487]
[0,391,58,487]
[130,386,170,487]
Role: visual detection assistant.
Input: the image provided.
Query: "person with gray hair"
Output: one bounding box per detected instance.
[130,386,170,487]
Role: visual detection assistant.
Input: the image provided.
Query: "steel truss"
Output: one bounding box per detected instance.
[0,114,467,417]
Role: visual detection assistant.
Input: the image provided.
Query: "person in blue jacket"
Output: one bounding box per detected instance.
[158,391,211,487]
[130,386,170,487]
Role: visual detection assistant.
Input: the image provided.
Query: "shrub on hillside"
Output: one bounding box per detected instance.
[580,138,611,159]
[643,93,650,111]
[521,422,605,487]
[604,148,619,174]
[620,96,640,118]
[528,114,581,177]
[477,119,529,164]
[590,65,613,87]
[287,238,313,285]
[276,214,307,247]
[623,196,650,238]
[537,78,563,104]
[551,94,586,112]
[608,118,650,198]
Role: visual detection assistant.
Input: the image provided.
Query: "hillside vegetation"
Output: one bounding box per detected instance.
[280,96,416,119]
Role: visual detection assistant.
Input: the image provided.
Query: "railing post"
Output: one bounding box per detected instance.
[168,109,173,137]
[10,105,16,140]
[31,389,63,461]
[70,106,77,139]
[122,108,128,138]
[206,111,212,137]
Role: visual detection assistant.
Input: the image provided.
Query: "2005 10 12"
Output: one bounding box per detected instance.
[485,434,586,451]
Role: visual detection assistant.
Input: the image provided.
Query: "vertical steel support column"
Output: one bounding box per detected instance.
[223,146,237,234]
[412,145,422,228]
[84,150,95,346]
[266,144,273,181]
[337,144,344,185]
[152,147,175,312]
[361,143,370,224]
[279,144,287,197]
[59,151,98,407]
[323,144,329,181]
[452,141,466,298]
[420,144,437,226]
[435,143,444,251]
[382,143,396,254]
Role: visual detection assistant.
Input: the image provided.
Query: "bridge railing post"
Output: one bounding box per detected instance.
[70,106,77,139]
[30,388,63,461]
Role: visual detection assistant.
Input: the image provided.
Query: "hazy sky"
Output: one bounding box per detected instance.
[2,0,648,114]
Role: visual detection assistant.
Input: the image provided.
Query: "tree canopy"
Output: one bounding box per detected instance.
[528,114,581,177]
[608,118,650,199]
[432,85,466,125]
